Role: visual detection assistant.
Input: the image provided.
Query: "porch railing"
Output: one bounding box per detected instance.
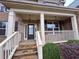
[36,31,43,59]
[0,31,21,59]
[45,30,75,43]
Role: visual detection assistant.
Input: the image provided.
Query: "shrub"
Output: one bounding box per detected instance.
[43,43,61,59]
[67,40,79,44]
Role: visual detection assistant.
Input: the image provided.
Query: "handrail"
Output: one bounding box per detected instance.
[0,31,21,59]
[36,31,43,59]
[0,32,17,46]
[36,31,42,46]
[45,30,75,32]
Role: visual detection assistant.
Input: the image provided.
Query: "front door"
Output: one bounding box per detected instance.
[28,24,35,39]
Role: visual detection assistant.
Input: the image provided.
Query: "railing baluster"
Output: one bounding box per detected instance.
[0,45,4,59]
[45,30,75,43]
[36,31,43,59]
[0,32,21,59]
[5,44,7,59]
[7,41,9,59]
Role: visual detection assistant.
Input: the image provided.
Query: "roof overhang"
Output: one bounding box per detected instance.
[1,1,79,14]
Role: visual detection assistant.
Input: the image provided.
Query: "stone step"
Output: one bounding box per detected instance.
[13,55,37,59]
[19,42,36,46]
[19,43,36,47]
[20,40,36,45]
[14,50,37,57]
[12,40,38,59]
[16,45,37,51]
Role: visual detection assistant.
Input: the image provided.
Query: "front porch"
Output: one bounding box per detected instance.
[6,9,78,44]
[0,9,78,59]
[0,1,79,59]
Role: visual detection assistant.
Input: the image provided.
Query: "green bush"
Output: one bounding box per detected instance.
[33,0,38,2]
[67,40,79,44]
[43,43,61,59]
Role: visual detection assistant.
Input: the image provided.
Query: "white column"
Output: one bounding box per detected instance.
[7,11,16,37]
[71,15,79,39]
[40,13,45,44]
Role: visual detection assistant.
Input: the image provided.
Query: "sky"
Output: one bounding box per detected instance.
[65,0,75,6]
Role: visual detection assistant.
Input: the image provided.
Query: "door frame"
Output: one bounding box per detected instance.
[28,24,35,39]
[24,23,36,40]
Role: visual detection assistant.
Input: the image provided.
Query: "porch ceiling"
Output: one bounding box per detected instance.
[16,13,70,21]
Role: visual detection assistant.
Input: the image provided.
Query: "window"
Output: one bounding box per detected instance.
[0,6,5,12]
[29,25,34,35]
[45,21,59,31]
[15,21,18,31]
[0,22,7,35]
[47,24,55,30]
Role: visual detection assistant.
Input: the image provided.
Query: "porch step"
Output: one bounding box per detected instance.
[12,40,38,59]
[20,40,36,45]
[16,45,37,50]
[13,55,37,59]
[14,50,37,56]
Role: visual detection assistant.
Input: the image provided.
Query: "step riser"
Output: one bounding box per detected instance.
[14,51,37,56]
[12,40,37,59]
[16,46,37,51]
[13,55,37,59]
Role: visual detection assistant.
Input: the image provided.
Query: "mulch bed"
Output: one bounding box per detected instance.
[59,43,79,59]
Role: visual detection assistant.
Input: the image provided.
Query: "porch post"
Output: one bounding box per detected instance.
[40,13,45,44]
[71,15,79,39]
[7,11,16,37]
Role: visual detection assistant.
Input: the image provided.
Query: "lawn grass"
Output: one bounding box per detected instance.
[43,43,61,59]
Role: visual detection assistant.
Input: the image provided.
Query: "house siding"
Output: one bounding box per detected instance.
[0,12,8,21]
[60,19,72,30]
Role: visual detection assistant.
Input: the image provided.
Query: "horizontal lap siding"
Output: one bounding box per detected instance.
[0,12,8,21]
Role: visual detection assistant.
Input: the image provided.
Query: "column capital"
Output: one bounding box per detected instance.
[8,10,15,16]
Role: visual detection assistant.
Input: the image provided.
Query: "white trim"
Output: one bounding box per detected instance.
[52,40,68,43]
[8,45,18,59]
[24,24,27,40]
[5,22,8,36]
[36,31,43,59]
[24,23,36,40]
[0,32,17,46]
[71,15,79,39]
[11,9,75,16]
[40,13,45,44]
[7,11,16,37]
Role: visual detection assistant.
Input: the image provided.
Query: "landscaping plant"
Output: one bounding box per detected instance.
[67,40,79,44]
[43,43,61,59]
